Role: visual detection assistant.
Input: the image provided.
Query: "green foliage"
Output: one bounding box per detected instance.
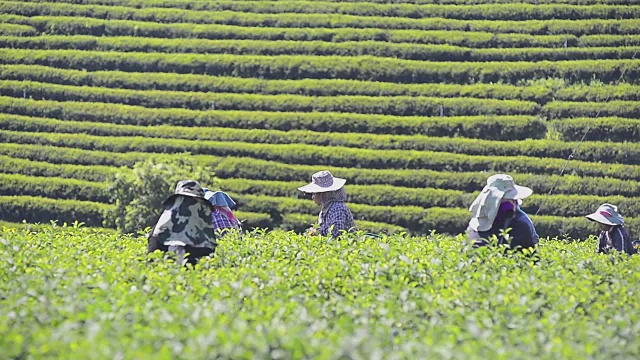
[4,0,640,22]
[2,48,639,84]
[103,158,216,234]
[3,35,640,62]
[2,227,640,358]
[0,96,544,139]
[0,79,539,116]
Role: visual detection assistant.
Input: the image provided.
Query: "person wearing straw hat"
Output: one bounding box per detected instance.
[147,180,217,265]
[586,203,636,255]
[467,174,539,252]
[204,189,242,236]
[298,170,356,237]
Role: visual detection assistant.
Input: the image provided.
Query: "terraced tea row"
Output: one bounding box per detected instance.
[3,49,639,84]
[6,65,640,103]
[3,114,640,165]
[3,96,639,142]
[9,1,640,21]
[8,153,640,198]
[1,189,636,239]
[0,97,548,139]
[5,15,640,48]
[5,130,640,179]
[4,2,640,34]
[1,80,540,116]
[8,171,640,219]
[8,79,640,119]
[4,35,640,62]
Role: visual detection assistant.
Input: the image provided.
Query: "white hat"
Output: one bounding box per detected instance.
[297,170,346,193]
[586,203,624,226]
[468,174,533,232]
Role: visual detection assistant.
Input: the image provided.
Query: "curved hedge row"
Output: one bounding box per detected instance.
[551,117,640,142]
[32,0,639,9]
[3,49,637,85]
[4,36,640,62]
[0,23,36,36]
[217,178,640,218]
[2,154,639,230]
[4,65,640,103]
[0,80,539,117]
[0,97,544,139]
[9,14,640,49]
[4,1,640,35]
[3,130,640,180]
[0,154,115,182]
[0,195,110,227]
[7,0,640,21]
[4,113,640,165]
[0,173,108,202]
[214,157,640,198]
[5,151,640,199]
[543,100,640,119]
[0,16,586,48]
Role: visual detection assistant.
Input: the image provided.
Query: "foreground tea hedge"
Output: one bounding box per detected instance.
[1,226,640,359]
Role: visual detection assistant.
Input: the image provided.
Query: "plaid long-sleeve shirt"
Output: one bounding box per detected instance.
[211,209,241,236]
[319,201,356,237]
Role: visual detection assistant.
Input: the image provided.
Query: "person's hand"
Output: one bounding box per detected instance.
[305,227,317,236]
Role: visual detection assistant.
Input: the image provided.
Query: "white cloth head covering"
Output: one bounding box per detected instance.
[468,174,533,232]
[586,203,624,226]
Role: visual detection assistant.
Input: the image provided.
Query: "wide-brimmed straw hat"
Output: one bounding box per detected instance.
[468,174,533,232]
[297,170,346,193]
[204,190,237,208]
[586,203,624,226]
[162,180,213,208]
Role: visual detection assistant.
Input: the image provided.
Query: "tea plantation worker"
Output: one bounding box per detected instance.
[466,174,539,252]
[147,180,217,265]
[203,189,243,236]
[298,170,356,237]
[586,203,636,255]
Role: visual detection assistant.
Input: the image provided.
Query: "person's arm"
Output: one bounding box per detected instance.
[597,232,608,254]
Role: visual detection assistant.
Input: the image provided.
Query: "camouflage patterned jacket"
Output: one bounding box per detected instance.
[150,195,217,250]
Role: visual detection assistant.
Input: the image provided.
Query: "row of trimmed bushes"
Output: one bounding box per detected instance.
[3,130,640,180]
[3,35,640,62]
[2,49,639,85]
[0,96,545,140]
[6,170,639,218]
[7,153,640,198]
[7,14,640,48]
[217,178,640,218]
[6,0,640,21]
[0,80,539,117]
[4,2,640,35]
[213,157,640,198]
[5,64,640,103]
[7,78,640,119]
[2,113,639,165]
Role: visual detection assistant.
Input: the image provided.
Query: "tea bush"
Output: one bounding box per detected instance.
[1,225,639,359]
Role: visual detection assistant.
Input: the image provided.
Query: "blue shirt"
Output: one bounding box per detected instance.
[477,208,539,251]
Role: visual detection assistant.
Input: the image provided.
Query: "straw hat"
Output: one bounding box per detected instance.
[297,170,346,193]
[586,203,624,226]
[468,174,533,232]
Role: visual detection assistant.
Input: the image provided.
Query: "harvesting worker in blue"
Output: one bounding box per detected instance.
[298,170,356,237]
[203,189,243,236]
[466,174,539,252]
[585,203,636,255]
